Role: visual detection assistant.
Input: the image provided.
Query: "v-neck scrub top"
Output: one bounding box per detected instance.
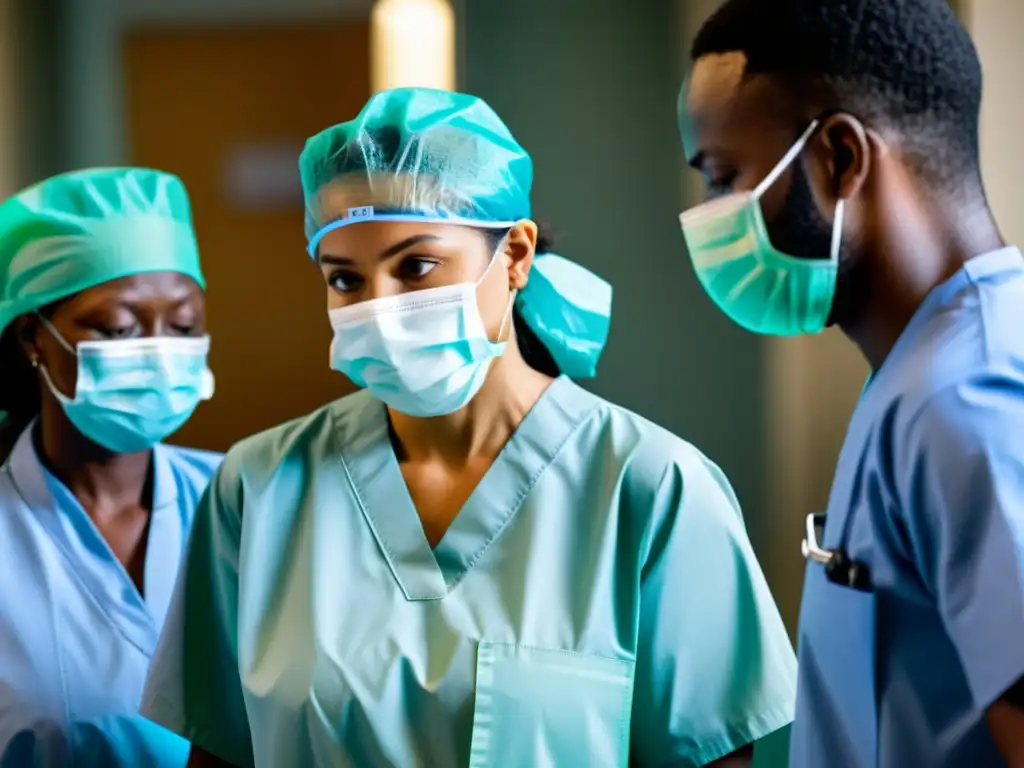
[142,376,796,767]
[0,423,222,767]
[790,247,1024,767]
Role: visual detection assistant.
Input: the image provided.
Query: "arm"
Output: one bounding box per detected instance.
[900,376,1024,764]
[987,692,1024,767]
[708,744,754,767]
[628,442,797,767]
[141,457,254,768]
[187,746,239,768]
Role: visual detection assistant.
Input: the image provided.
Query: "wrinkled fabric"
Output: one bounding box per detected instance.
[515,254,611,378]
[144,376,796,767]
[301,87,531,246]
[0,424,222,767]
[792,247,1024,767]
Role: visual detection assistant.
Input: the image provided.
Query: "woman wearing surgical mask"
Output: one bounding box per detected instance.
[143,88,796,768]
[0,168,219,767]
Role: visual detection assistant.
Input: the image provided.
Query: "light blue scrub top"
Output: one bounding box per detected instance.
[143,376,797,767]
[0,423,221,767]
[791,247,1024,767]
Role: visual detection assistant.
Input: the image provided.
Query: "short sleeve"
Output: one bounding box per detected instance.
[899,375,1024,711]
[629,444,797,766]
[141,456,254,767]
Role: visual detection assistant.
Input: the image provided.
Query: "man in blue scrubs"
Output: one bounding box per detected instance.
[676,0,1024,765]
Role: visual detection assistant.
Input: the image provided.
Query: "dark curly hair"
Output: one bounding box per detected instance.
[691,0,982,190]
[0,318,41,459]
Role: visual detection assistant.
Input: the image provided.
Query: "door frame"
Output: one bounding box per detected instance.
[60,0,466,170]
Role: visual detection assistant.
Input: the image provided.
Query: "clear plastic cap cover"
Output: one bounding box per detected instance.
[300,87,534,254]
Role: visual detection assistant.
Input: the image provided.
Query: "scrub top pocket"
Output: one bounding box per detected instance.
[468,642,635,768]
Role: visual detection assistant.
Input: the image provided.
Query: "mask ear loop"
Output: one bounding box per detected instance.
[752,119,820,200]
[34,313,76,356]
[478,231,519,344]
[830,199,845,264]
[30,313,80,400]
[495,289,517,343]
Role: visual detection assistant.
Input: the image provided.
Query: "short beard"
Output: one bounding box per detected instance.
[765,162,867,328]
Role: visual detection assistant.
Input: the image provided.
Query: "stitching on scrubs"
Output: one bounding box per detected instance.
[690,700,796,766]
[329,384,604,596]
[477,641,636,765]
[480,642,636,665]
[443,400,603,593]
[328,399,407,587]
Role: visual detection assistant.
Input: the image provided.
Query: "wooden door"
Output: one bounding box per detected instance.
[124,22,367,451]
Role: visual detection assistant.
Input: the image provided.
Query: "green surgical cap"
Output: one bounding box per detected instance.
[0,167,203,340]
[300,87,533,255]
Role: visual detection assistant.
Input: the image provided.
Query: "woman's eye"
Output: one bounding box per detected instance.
[170,323,198,336]
[398,257,439,281]
[328,270,363,294]
[98,324,137,339]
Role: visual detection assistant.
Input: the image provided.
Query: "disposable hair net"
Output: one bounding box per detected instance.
[0,167,204,341]
[300,87,533,254]
[300,87,613,379]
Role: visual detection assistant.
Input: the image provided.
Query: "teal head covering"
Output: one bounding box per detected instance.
[0,167,204,342]
[300,87,612,379]
[300,87,533,253]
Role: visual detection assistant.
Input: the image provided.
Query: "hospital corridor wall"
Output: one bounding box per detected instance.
[465,2,789,766]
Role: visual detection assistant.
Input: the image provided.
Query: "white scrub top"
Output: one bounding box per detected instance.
[143,376,796,767]
[791,247,1024,767]
[0,423,221,767]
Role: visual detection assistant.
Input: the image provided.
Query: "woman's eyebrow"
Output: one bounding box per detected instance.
[318,234,443,267]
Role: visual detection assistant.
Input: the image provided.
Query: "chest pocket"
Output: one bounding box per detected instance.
[468,642,635,768]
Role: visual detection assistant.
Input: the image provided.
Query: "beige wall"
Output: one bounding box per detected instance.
[964,0,1024,248]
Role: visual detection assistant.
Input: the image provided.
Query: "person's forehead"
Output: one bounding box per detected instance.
[317,219,484,260]
[63,272,202,312]
[681,52,798,161]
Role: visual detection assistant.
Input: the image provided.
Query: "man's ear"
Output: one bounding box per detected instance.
[818,113,874,200]
[504,220,538,291]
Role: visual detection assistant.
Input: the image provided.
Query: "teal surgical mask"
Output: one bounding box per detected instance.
[329,245,515,418]
[34,317,214,452]
[679,120,844,336]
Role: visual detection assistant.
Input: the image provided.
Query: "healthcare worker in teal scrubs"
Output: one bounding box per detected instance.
[0,168,220,767]
[142,87,797,768]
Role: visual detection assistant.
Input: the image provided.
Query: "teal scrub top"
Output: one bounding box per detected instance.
[142,376,796,767]
[0,422,222,767]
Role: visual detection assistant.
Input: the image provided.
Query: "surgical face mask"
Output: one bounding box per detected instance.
[329,245,515,418]
[34,317,215,453]
[679,120,844,336]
